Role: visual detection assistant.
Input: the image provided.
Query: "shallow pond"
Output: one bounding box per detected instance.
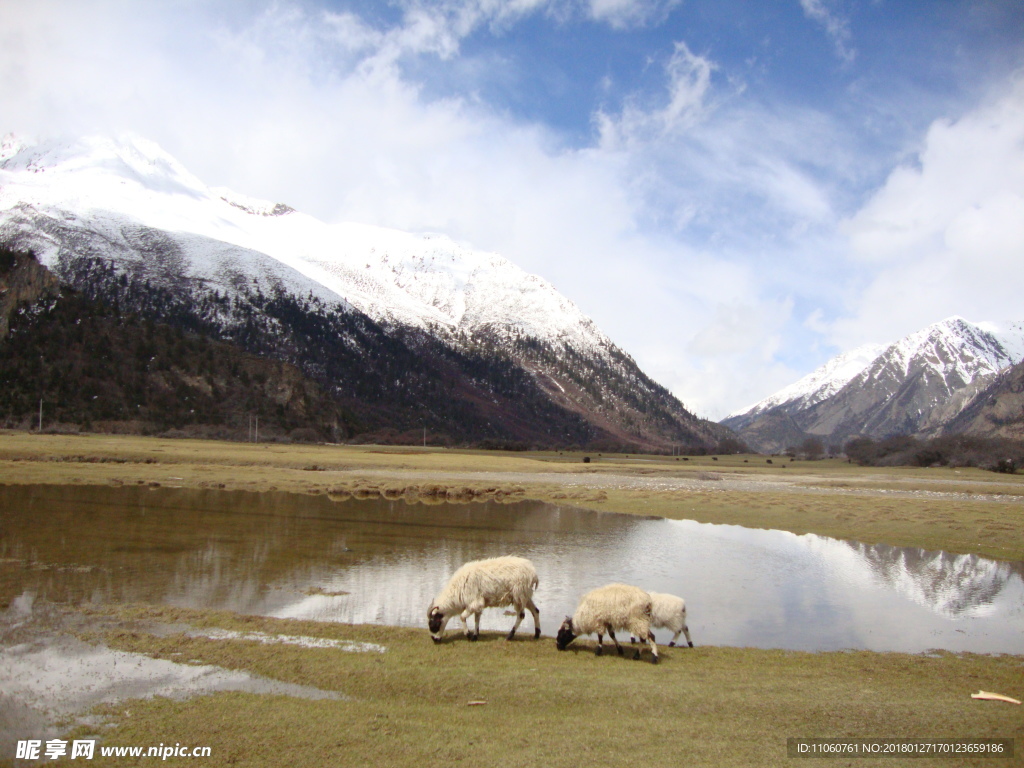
[2,484,1022,653]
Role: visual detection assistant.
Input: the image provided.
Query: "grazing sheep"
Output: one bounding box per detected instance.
[631,592,694,648]
[427,556,540,643]
[555,583,658,663]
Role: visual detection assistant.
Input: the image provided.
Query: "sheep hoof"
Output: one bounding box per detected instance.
[632,649,641,660]
[616,646,624,656]
[431,636,442,644]
[595,646,603,656]
[534,628,541,639]
[668,642,676,647]
[651,655,659,665]
[687,641,694,648]
[506,629,516,641]
[469,633,479,642]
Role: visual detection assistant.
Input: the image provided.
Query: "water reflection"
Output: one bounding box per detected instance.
[1,484,1021,654]
[842,542,1009,618]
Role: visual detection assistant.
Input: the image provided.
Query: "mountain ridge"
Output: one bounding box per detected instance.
[0,133,729,450]
[0,133,617,354]
[723,316,1024,453]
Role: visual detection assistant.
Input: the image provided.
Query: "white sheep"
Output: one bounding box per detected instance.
[555,583,659,663]
[427,555,541,643]
[630,591,694,648]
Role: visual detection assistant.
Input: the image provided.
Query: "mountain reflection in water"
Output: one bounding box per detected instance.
[1,484,1021,653]
[840,542,1012,619]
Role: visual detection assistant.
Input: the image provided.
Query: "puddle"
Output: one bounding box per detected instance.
[0,594,345,761]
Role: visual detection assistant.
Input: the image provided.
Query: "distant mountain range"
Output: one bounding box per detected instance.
[723,317,1024,453]
[0,133,729,450]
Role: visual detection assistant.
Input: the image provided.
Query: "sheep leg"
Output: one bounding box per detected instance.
[595,633,604,656]
[645,632,660,664]
[507,607,525,640]
[607,627,624,656]
[462,601,485,640]
[675,607,694,647]
[668,626,694,647]
[681,623,694,648]
[527,599,541,639]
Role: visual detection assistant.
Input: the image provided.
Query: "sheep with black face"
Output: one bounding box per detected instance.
[556,583,658,663]
[427,556,541,643]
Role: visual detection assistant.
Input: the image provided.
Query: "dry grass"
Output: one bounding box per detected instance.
[41,604,1022,768]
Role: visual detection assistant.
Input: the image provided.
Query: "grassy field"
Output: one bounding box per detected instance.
[2,431,1023,767]
[39,605,1021,768]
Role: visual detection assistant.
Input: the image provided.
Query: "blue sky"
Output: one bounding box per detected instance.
[2,0,1024,418]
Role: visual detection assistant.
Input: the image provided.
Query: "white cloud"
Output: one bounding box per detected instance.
[587,0,682,30]
[799,0,855,64]
[597,42,715,146]
[832,75,1024,349]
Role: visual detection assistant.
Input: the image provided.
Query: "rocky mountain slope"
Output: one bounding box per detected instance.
[0,134,729,449]
[723,317,1024,453]
[942,360,1024,441]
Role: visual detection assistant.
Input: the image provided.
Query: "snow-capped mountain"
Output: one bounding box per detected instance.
[728,343,887,421]
[0,134,611,353]
[723,317,1024,453]
[0,133,727,449]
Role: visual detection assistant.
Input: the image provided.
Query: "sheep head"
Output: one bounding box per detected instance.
[555,616,576,650]
[427,605,445,640]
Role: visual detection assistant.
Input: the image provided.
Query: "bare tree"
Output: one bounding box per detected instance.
[800,436,825,460]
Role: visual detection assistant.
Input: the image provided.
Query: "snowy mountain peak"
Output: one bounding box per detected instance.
[724,315,1024,452]
[0,133,614,357]
[728,342,885,419]
[868,315,1021,389]
[0,133,204,191]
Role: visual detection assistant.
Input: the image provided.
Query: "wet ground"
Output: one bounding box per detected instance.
[0,595,351,761]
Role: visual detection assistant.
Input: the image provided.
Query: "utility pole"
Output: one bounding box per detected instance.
[38,354,44,433]
[255,415,259,443]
